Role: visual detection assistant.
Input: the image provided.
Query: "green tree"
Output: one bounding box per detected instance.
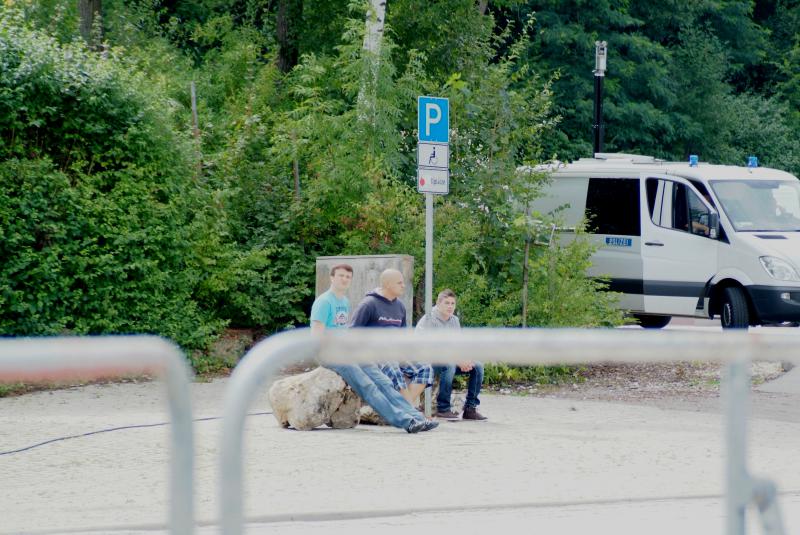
[491,1,780,164]
[667,25,733,160]
[0,9,225,348]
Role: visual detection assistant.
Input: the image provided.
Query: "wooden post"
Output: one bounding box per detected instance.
[78,0,103,48]
[190,81,202,179]
[521,206,531,327]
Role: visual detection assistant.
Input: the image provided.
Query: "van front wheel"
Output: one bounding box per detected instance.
[721,287,749,329]
[633,315,671,329]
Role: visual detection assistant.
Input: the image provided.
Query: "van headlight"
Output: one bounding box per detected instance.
[759,256,800,282]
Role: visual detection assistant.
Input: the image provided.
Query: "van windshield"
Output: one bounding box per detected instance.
[710,179,800,232]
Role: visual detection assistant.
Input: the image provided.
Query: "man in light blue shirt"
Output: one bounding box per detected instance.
[312,263,437,433]
[310,265,352,332]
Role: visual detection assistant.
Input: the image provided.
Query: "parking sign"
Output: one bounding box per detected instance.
[418,96,449,143]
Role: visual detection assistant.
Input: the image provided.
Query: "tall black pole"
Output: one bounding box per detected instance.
[592,41,607,156]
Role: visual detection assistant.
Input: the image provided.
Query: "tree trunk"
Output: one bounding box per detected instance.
[363,0,387,54]
[358,0,387,123]
[276,0,303,73]
[78,0,103,48]
[477,0,488,16]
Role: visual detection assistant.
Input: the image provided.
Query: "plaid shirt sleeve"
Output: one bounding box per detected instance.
[379,362,407,390]
[400,362,433,386]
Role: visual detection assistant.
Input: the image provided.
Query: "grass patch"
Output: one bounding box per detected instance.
[0,382,33,398]
[481,363,584,387]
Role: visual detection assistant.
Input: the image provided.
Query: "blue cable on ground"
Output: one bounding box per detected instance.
[0,411,273,456]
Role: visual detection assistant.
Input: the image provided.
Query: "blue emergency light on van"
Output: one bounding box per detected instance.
[689,155,699,167]
[748,156,758,168]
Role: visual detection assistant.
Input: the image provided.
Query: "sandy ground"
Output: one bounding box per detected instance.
[2,321,799,534]
[1,370,799,534]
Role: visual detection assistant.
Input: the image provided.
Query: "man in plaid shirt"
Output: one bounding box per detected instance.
[350,269,434,406]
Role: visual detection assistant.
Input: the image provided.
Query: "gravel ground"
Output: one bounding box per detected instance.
[2,376,799,535]
[3,322,799,533]
[488,360,798,422]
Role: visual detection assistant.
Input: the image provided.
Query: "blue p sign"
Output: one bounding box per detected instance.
[418,96,449,143]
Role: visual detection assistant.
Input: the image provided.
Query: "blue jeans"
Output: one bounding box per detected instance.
[434,363,484,412]
[326,364,424,430]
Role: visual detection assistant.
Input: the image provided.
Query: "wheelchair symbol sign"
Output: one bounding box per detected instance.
[417,143,448,170]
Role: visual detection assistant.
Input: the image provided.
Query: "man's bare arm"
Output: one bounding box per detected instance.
[310,321,325,335]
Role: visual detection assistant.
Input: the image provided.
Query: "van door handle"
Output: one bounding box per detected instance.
[645,241,664,247]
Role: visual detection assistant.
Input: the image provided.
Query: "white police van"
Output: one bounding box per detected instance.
[531,153,800,328]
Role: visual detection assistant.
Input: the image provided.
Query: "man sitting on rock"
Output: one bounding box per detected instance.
[312,263,438,434]
[350,268,434,407]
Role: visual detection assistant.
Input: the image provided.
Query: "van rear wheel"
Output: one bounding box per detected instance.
[721,287,749,329]
[634,315,672,329]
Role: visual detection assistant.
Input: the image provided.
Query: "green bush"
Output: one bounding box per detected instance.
[0,156,222,348]
[0,4,630,374]
[0,10,223,349]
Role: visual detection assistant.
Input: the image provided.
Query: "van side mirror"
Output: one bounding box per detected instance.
[708,212,719,239]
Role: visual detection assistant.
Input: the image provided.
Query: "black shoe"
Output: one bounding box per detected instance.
[434,409,460,421]
[462,407,487,421]
[406,418,440,433]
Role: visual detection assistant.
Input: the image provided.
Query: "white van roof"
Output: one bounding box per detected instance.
[543,153,798,182]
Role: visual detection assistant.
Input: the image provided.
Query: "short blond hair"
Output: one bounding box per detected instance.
[436,288,456,304]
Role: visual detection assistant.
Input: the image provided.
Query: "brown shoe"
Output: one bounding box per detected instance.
[462,407,487,421]
[434,409,460,421]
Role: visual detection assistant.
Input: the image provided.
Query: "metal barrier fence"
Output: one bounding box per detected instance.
[2,329,795,534]
[219,327,798,535]
[0,336,195,535]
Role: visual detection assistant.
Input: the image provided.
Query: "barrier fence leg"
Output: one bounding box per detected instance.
[0,337,196,535]
[424,385,432,417]
[752,478,786,535]
[724,358,787,535]
[220,331,319,535]
[724,358,750,535]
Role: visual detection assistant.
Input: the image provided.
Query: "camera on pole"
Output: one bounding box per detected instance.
[592,40,607,156]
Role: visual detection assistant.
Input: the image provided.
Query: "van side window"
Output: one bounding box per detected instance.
[646,178,664,225]
[687,187,713,237]
[585,178,641,236]
[673,183,689,231]
[689,180,716,209]
[647,178,714,238]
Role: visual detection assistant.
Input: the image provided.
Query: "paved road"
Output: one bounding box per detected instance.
[667,319,800,403]
[760,367,800,395]
[223,495,800,535]
[2,372,798,535]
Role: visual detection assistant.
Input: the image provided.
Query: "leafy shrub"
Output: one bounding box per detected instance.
[0,4,630,374]
[0,10,223,349]
[482,363,580,386]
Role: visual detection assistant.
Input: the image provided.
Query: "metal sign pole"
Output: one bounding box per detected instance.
[424,192,434,416]
[425,194,433,317]
[417,95,449,418]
